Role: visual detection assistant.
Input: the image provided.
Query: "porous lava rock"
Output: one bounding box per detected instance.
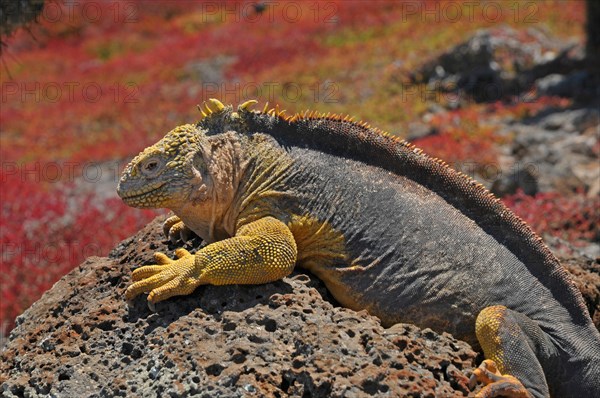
[1,217,598,397]
[0,217,478,398]
[563,256,600,330]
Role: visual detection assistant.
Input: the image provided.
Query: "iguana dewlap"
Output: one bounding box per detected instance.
[117,99,600,398]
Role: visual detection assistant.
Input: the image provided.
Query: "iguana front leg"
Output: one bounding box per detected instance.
[125,217,297,303]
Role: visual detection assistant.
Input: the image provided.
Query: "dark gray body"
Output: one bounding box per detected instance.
[269,145,600,398]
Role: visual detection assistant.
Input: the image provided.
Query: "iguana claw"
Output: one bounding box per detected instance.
[470,360,532,398]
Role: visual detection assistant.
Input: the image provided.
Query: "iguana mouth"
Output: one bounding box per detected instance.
[119,181,166,200]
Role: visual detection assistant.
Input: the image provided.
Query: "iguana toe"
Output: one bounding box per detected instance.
[174,248,191,258]
[147,277,198,303]
[130,251,177,282]
[153,252,173,265]
[163,215,181,237]
[162,216,193,243]
[126,250,199,302]
[131,265,168,282]
[471,360,532,398]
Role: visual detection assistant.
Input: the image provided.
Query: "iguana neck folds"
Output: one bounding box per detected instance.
[172,132,247,243]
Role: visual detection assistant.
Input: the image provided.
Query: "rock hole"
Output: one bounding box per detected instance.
[248,334,267,344]
[231,351,247,364]
[280,375,290,393]
[223,322,237,331]
[205,363,224,377]
[362,379,382,395]
[131,348,142,359]
[394,338,408,350]
[96,320,113,331]
[391,361,404,370]
[264,319,277,332]
[121,342,134,355]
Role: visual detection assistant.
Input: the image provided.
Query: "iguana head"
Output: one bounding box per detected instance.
[117,98,265,213]
[117,124,210,209]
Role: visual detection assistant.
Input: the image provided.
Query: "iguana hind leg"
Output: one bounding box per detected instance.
[474,305,557,398]
[126,216,297,303]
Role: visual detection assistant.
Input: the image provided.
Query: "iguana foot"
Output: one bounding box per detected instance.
[125,248,201,303]
[163,215,193,243]
[470,360,532,398]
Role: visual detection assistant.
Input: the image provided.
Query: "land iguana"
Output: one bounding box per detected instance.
[117,99,600,398]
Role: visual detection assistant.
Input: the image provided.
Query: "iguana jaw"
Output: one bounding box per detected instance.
[118,180,168,208]
[118,161,208,210]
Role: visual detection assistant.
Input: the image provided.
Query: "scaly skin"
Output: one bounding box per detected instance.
[117,99,600,398]
[125,217,297,302]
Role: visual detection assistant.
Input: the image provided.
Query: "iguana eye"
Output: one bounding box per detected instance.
[145,161,158,171]
[140,157,162,176]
